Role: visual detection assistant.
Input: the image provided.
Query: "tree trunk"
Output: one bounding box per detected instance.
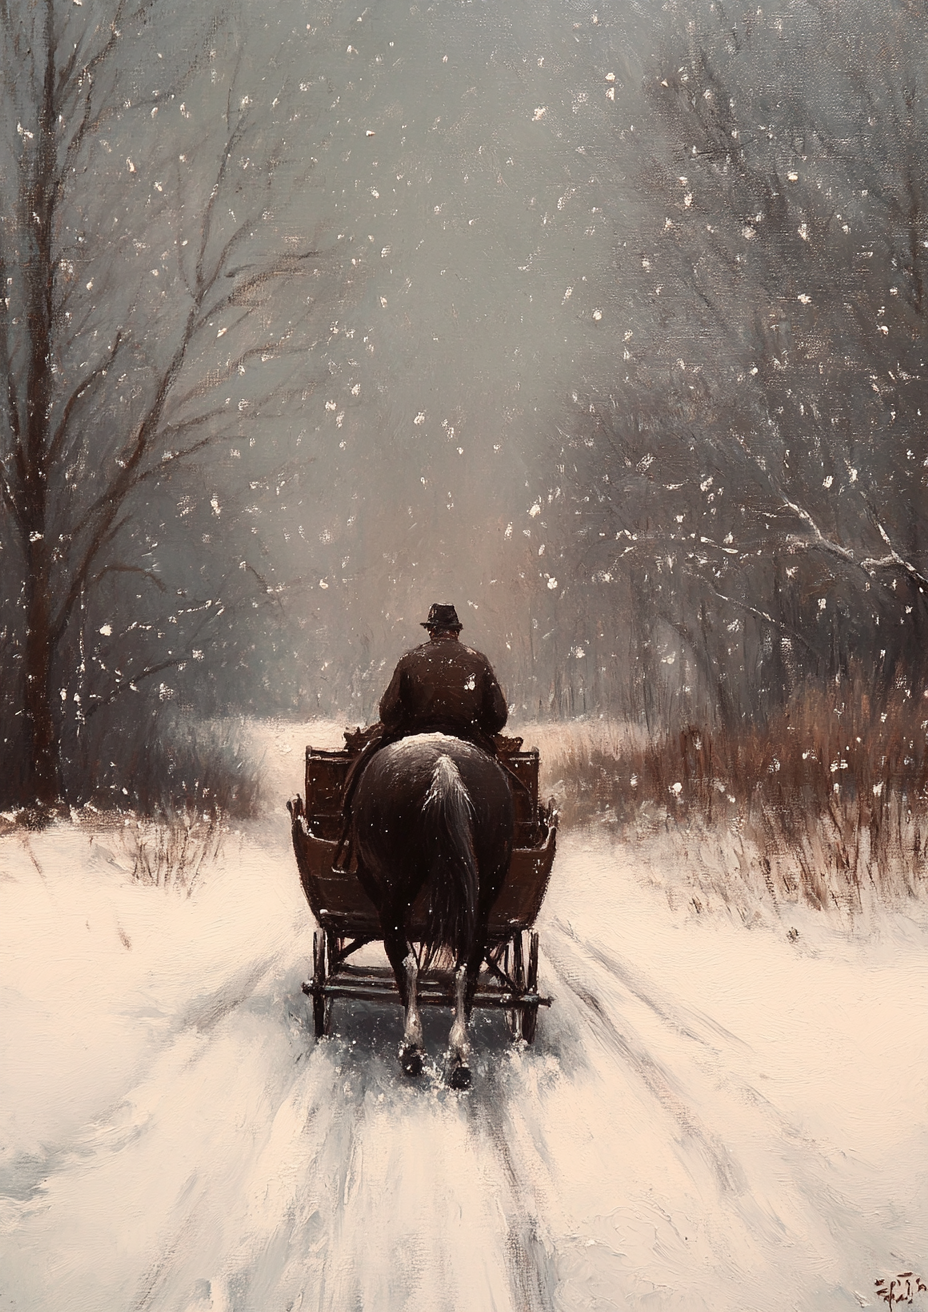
[22,537,60,806]
[18,5,60,807]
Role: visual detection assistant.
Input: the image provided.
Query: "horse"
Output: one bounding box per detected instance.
[351,732,515,1088]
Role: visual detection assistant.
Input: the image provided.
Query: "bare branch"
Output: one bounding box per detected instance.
[782,500,856,564]
[51,254,211,636]
[194,113,250,295]
[776,491,928,592]
[240,561,285,611]
[92,562,167,592]
[83,568,264,717]
[47,330,124,465]
[861,511,928,589]
[57,0,213,189]
[698,580,819,658]
[83,655,188,718]
[197,250,322,328]
[56,0,130,173]
[129,434,217,487]
[164,324,267,415]
[63,424,220,596]
[154,408,231,444]
[170,338,292,416]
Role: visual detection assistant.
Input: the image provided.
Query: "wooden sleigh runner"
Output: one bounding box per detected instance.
[288,741,557,1043]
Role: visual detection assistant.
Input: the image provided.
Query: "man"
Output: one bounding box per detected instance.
[335,603,508,865]
[378,602,508,752]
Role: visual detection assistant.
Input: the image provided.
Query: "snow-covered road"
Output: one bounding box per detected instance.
[2,734,927,1311]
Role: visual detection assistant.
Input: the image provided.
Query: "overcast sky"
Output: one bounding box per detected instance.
[248,0,655,685]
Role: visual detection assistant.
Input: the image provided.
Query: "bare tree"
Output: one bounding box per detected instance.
[0,0,339,806]
[545,0,928,726]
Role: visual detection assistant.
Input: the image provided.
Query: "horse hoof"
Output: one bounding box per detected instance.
[448,1063,472,1091]
[401,1046,424,1077]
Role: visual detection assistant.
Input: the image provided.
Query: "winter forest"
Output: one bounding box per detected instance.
[2,2,928,1310]
[4,0,928,842]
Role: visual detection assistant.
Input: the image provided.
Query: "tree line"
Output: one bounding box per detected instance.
[0,0,342,809]
[541,0,928,731]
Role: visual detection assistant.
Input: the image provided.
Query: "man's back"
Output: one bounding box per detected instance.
[379,638,508,748]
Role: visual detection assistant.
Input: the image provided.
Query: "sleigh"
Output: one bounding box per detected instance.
[288,740,557,1044]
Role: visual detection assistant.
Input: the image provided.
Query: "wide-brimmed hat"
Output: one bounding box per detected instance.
[421,602,463,631]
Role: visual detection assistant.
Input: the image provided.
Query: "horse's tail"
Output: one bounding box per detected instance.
[422,754,478,959]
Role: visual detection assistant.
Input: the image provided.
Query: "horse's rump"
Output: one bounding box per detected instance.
[352,733,514,958]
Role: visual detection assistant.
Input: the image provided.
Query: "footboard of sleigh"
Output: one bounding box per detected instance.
[301,927,551,1043]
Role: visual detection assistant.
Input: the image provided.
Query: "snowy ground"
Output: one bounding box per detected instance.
[2,721,927,1312]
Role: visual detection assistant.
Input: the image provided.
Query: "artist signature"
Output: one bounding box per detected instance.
[875,1273,927,1306]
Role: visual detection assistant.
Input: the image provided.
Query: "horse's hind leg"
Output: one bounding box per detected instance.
[447,963,472,1089]
[400,949,425,1076]
[448,919,493,1089]
[383,923,425,1077]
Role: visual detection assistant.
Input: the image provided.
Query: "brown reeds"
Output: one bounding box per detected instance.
[118,809,225,896]
[553,680,928,911]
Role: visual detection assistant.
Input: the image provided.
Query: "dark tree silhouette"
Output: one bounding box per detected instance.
[0,0,338,806]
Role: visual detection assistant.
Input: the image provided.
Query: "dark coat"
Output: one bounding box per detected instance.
[378,638,508,750]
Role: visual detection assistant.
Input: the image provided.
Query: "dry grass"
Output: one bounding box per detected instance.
[116,810,225,895]
[550,683,928,913]
[0,806,228,895]
[91,716,263,820]
[0,716,256,892]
